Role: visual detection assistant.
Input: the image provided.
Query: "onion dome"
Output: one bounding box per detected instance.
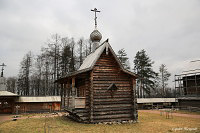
[90,29,102,42]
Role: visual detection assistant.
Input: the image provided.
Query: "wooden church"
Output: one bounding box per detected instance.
[56,8,138,123]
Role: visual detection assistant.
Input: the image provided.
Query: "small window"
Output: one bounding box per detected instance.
[107,83,118,97]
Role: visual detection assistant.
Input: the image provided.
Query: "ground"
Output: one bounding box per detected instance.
[0,110,199,133]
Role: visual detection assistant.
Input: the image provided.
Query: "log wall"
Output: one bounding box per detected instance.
[15,102,61,113]
[64,49,137,123]
[91,49,135,123]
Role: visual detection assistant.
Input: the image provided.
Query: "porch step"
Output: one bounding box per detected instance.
[65,108,89,122]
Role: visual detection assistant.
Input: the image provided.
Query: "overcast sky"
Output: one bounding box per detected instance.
[0,0,200,87]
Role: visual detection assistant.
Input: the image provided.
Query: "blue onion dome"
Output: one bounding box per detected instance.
[90,29,102,42]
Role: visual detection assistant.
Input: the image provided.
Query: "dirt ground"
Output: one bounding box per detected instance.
[0,114,15,123]
[139,110,200,119]
[0,112,64,123]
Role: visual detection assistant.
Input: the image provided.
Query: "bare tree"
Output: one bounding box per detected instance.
[159,64,171,97]
[78,38,84,66]
[16,34,91,96]
[18,51,33,95]
[69,38,76,72]
[7,77,17,93]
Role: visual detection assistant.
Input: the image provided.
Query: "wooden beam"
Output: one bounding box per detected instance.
[60,83,64,108]
[67,79,70,108]
[71,77,76,109]
[89,71,94,123]
[132,78,138,121]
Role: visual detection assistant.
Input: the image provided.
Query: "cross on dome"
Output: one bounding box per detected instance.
[91,8,100,29]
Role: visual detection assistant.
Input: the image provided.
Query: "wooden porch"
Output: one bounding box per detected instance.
[63,97,88,122]
[64,97,86,109]
[58,75,89,122]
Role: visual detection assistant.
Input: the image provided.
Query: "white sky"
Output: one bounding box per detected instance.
[0,0,200,87]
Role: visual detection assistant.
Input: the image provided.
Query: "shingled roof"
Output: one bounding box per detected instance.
[56,39,136,81]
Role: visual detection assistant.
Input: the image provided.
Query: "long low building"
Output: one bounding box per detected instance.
[15,96,61,113]
[1,74,61,114]
[0,94,61,114]
[137,98,177,103]
[137,98,178,109]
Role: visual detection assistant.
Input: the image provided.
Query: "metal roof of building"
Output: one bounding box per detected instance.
[181,60,200,75]
[16,96,61,103]
[0,91,18,96]
[137,98,177,103]
[78,41,107,71]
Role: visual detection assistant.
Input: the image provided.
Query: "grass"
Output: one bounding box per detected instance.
[0,111,199,133]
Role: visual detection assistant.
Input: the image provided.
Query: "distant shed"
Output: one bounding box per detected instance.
[15,96,61,113]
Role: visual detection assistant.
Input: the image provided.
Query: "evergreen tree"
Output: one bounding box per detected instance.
[133,49,158,98]
[117,48,130,70]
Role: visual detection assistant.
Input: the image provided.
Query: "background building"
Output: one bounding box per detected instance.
[175,60,200,108]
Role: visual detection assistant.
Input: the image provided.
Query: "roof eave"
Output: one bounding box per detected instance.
[55,67,92,83]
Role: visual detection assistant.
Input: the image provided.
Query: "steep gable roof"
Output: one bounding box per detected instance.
[78,41,107,71]
[56,39,136,81]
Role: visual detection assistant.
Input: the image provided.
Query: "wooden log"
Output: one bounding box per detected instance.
[94,95,132,99]
[94,88,131,92]
[93,117,133,123]
[132,78,138,121]
[94,101,132,105]
[67,79,70,108]
[93,106,132,112]
[93,97,131,102]
[93,104,132,109]
[93,114,132,120]
[93,81,131,84]
[93,84,132,87]
[93,110,132,116]
[93,86,132,90]
[89,71,94,122]
[71,77,75,109]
